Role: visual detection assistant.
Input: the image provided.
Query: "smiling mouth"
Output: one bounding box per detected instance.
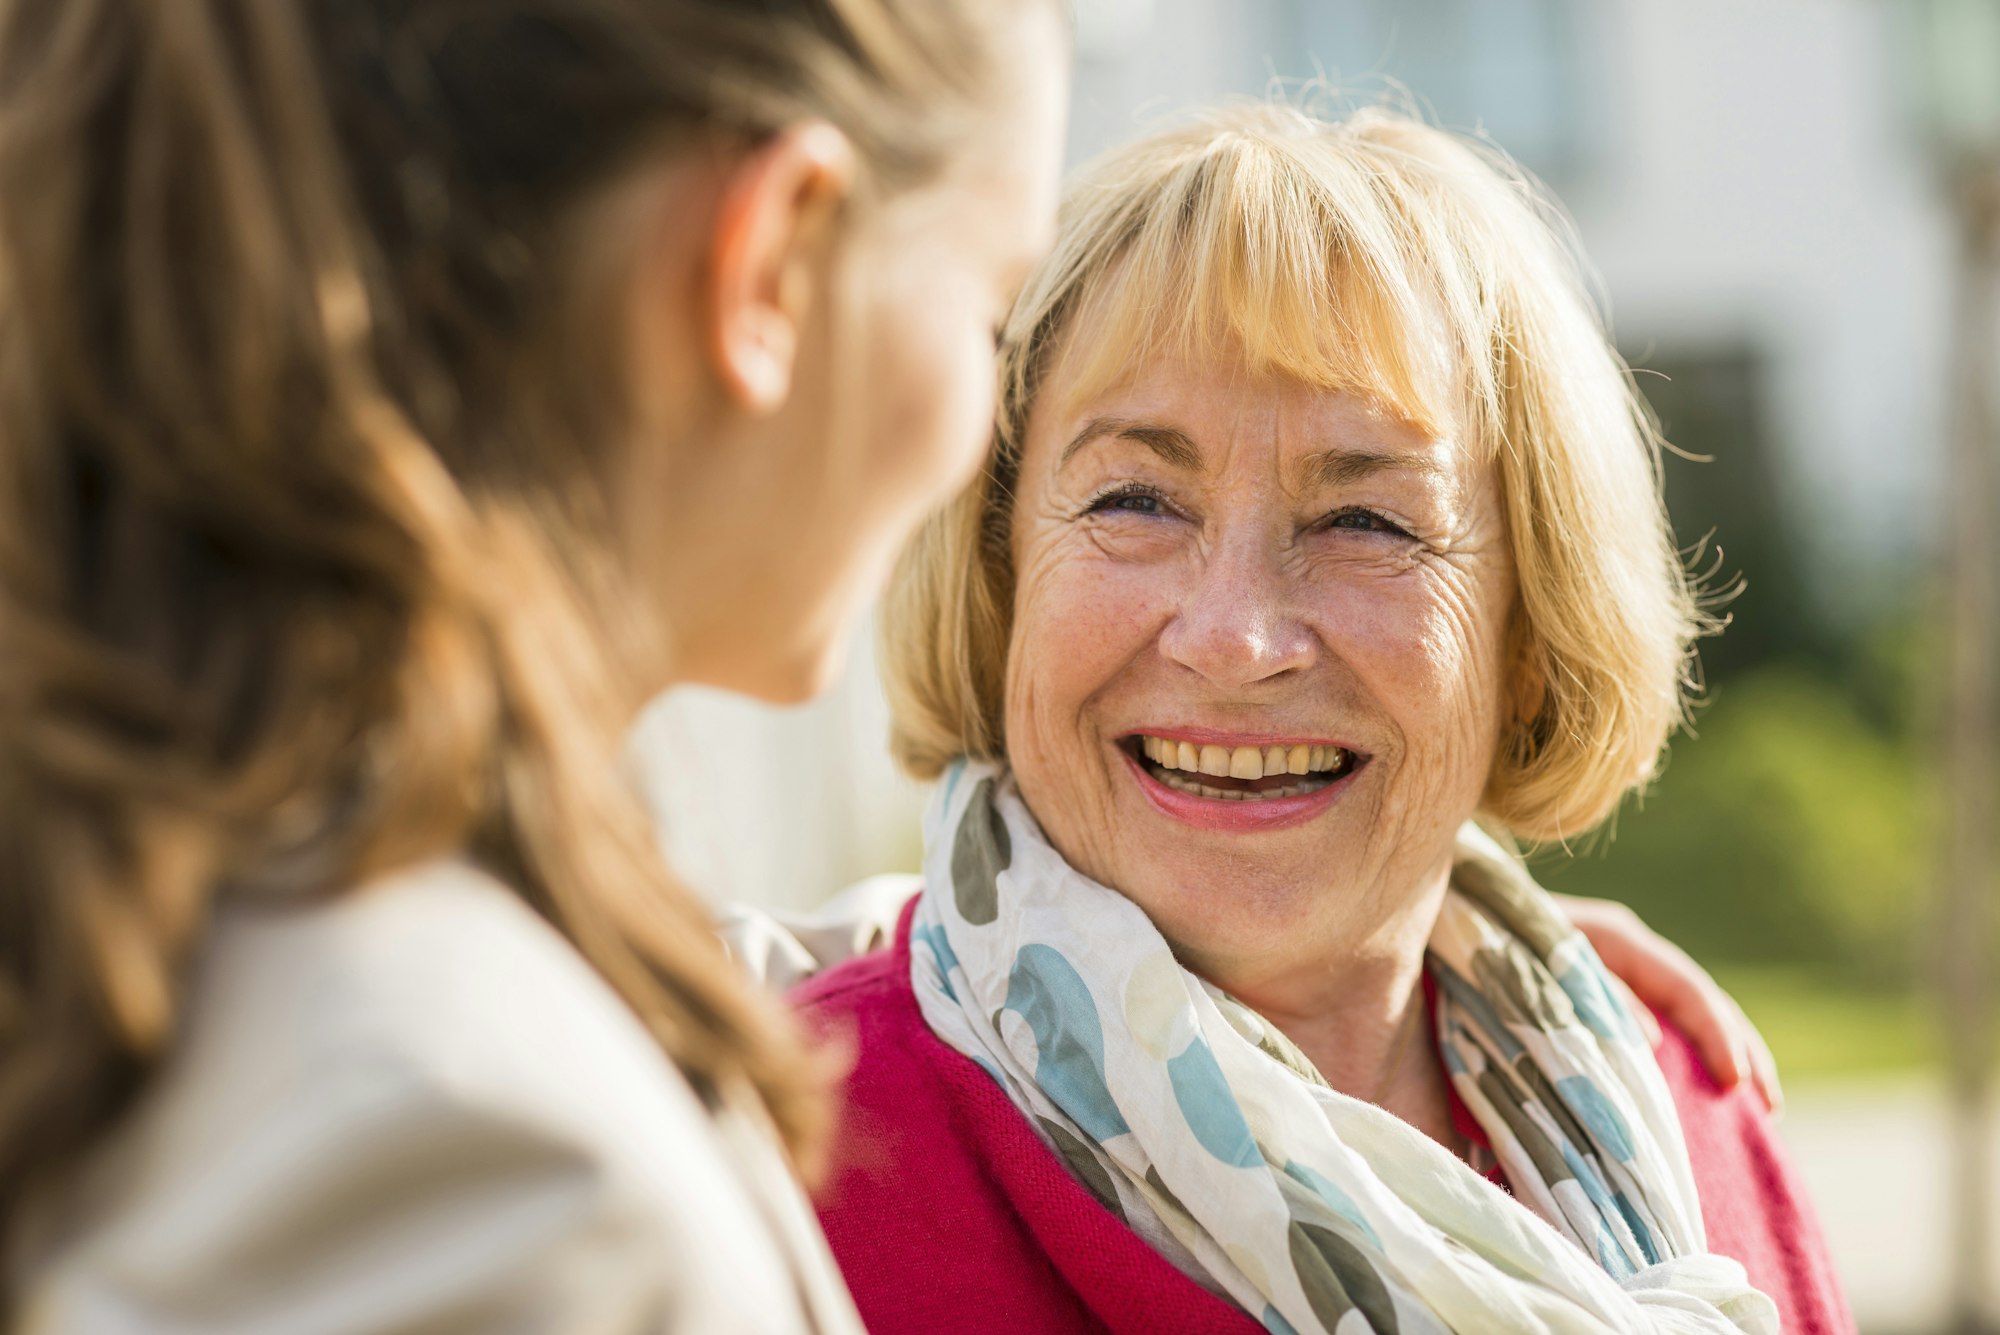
[1119,734,1362,801]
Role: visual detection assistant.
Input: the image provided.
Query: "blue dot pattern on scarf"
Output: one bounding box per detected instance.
[1261,1305,1302,1335]
[1433,963,1527,1063]
[1167,1036,1263,1168]
[941,758,965,814]
[1556,1075,1635,1163]
[1615,1191,1663,1266]
[1557,955,1641,1045]
[1560,1139,1615,1209]
[911,921,961,984]
[1595,1224,1637,1278]
[915,775,1775,1333]
[1004,944,1131,1143]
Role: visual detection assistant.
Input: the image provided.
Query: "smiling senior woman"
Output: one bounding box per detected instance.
[795,103,1849,1335]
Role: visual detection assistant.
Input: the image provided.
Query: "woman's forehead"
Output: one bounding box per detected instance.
[1035,319,1471,469]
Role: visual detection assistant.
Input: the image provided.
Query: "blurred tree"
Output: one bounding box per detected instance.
[1539,666,1929,987]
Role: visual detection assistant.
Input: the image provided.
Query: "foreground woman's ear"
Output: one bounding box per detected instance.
[705,123,857,413]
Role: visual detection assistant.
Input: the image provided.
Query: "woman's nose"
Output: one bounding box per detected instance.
[1155,536,1318,690]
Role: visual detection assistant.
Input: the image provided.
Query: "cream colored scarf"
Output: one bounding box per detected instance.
[911,763,1777,1335]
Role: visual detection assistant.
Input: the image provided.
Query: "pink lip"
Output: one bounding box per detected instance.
[1117,738,1366,834]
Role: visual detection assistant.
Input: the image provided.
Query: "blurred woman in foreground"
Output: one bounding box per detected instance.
[0,0,1066,1327]
[797,103,1850,1334]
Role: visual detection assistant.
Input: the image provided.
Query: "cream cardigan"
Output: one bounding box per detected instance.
[12,860,864,1335]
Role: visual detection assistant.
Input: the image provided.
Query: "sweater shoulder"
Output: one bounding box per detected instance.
[786,901,966,1167]
[790,941,911,1016]
[1652,1013,1854,1335]
[787,899,941,1071]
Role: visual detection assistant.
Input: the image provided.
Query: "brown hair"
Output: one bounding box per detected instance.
[882,102,1708,842]
[0,0,1020,1275]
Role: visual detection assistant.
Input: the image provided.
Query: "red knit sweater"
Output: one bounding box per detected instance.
[794,902,1854,1334]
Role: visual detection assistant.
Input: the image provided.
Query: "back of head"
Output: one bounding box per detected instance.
[0,0,1019,1279]
[884,99,1704,842]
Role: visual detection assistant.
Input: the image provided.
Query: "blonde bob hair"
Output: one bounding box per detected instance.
[881,101,1706,843]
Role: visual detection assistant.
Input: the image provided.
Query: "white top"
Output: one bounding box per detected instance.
[717,873,920,991]
[12,860,866,1335]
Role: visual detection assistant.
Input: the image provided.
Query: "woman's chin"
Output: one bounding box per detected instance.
[1115,861,1342,973]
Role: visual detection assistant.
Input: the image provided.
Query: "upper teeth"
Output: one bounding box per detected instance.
[1138,736,1348,780]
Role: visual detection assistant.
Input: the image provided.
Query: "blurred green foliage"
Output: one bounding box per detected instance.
[1538,652,1935,988]
[1710,966,1941,1078]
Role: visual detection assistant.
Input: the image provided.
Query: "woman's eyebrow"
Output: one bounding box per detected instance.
[1058,416,1202,471]
[1297,447,1453,490]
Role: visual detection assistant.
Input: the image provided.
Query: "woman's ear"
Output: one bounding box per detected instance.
[703,123,857,414]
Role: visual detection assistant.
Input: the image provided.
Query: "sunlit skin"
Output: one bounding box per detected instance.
[1005,330,1517,1149]
[612,2,1068,704]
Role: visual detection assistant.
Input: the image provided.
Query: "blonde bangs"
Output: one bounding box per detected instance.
[1016,103,1529,454]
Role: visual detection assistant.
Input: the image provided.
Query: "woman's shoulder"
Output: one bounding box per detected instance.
[789,901,1258,1335]
[18,860,839,1334]
[1652,1013,1855,1335]
[786,897,991,1140]
[790,930,913,1016]
[188,858,698,1120]
[789,894,934,1048]
[789,898,960,1149]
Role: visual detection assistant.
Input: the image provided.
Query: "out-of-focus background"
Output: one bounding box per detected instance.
[637,4,2000,1330]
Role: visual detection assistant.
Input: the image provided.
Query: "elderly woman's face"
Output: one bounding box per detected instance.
[1004,337,1518,983]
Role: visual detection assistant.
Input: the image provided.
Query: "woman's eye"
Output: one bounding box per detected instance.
[1086,486,1168,516]
[1324,508,1410,536]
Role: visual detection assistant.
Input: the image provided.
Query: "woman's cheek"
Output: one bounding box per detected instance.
[1336,579,1507,791]
[1312,579,1435,679]
[1017,564,1132,691]
[1004,567,1150,885]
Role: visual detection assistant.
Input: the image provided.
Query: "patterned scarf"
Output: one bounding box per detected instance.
[911,763,1778,1335]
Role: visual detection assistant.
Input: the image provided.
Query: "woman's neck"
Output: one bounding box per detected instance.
[1197,863,1464,1153]
[1257,963,1462,1154]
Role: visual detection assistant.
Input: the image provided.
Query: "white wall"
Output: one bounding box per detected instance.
[1573,0,1953,609]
